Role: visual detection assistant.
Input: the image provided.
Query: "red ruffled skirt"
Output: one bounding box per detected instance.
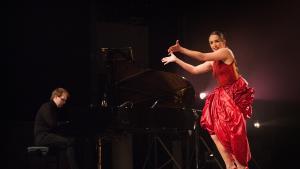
[200,76,254,166]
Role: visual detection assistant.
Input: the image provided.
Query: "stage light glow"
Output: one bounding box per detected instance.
[254,121,260,128]
[199,92,207,99]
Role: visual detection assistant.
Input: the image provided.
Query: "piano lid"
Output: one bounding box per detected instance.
[115,69,195,109]
[113,68,196,130]
[96,49,196,109]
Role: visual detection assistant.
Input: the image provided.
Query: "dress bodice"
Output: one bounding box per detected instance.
[212,60,239,86]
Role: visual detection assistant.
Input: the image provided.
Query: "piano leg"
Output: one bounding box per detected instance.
[97,137,102,169]
[111,133,133,169]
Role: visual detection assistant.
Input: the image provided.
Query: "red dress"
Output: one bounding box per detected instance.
[200,60,255,166]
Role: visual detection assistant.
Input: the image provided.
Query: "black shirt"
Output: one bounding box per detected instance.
[34,100,59,140]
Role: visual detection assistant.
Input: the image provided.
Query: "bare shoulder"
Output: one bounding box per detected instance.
[227,48,235,57]
[218,48,234,56]
[222,48,234,64]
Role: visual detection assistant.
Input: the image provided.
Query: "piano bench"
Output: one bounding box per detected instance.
[27,146,61,169]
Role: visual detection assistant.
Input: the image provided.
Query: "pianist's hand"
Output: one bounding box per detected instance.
[168,40,181,53]
[161,52,177,65]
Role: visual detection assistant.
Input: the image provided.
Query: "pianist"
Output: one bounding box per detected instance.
[34,87,80,169]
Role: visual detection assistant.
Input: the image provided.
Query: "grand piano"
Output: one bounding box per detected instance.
[64,47,198,136]
[91,47,197,132]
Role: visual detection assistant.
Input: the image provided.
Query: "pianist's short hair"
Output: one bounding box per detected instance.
[50,88,70,100]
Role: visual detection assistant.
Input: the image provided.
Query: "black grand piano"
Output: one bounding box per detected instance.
[90,47,197,132]
[64,47,198,136]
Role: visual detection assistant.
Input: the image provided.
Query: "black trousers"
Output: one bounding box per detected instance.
[35,133,79,169]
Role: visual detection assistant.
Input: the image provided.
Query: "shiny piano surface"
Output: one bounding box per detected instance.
[110,60,196,130]
[67,49,197,135]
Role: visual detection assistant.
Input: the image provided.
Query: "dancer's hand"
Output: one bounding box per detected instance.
[168,40,181,53]
[161,52,177,65]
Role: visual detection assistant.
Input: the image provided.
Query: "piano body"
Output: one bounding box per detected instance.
[91,47,197,132]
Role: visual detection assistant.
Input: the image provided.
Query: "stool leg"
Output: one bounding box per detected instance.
[42,154,47,169]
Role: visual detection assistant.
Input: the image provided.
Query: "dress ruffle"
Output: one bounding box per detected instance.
[200,76,254,166]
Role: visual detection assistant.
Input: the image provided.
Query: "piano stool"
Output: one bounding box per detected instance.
[27,146,62,169]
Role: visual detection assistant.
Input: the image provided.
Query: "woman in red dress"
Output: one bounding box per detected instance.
[161,31,254,169]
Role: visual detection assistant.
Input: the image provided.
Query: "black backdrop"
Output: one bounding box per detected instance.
[6,0,300,169]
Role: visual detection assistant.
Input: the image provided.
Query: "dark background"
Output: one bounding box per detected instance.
[6,0,300,169]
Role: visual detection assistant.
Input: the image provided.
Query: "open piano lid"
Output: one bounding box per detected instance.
[114,68,196,130]
[116,69,195,109]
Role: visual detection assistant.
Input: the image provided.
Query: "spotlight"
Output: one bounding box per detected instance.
[254,121,260,128]
[199,92,207,100]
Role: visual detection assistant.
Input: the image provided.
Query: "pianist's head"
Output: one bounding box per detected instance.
[50,87,70,108]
